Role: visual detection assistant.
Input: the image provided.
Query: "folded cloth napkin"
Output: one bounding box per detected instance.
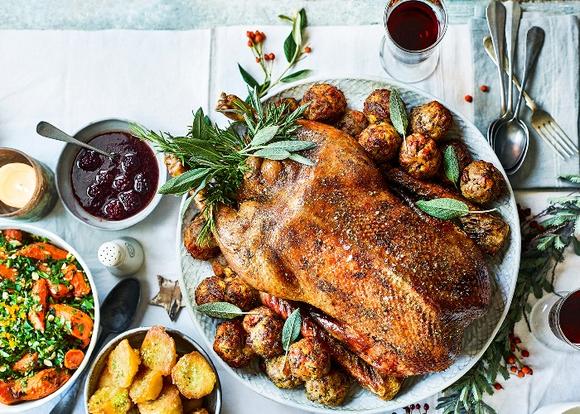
[471,7,579,189]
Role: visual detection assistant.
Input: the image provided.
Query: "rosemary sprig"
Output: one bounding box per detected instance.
[437,185,580,413]
[132,87,314,245]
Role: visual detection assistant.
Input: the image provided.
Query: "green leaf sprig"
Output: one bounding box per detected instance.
[389,88,409,138]
[282,308,302,352]
[443,146,461,187]
[438,184,580,413]
[195,302,247,319]
[133,87,315,245]
[416,198,496,220]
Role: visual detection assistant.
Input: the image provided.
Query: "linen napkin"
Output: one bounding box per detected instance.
[471,9,580,189]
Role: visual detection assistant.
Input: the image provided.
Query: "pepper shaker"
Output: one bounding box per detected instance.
[98,237,144,276]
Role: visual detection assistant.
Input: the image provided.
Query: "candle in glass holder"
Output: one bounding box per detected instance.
[0,162,36,208]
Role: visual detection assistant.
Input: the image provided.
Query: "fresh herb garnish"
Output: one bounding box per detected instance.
[195,302,247,319]
[416,198,496,220]
[443,146,461,187]
[281,308,302,352]
[133,87,315,245]
[389,88,409,138]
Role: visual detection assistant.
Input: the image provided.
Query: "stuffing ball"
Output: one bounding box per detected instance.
[358,122,402,162]
[399,133,442,179]
[183,215,220,260]
[288,338,331,381]
[243,306,276,332]
[224,277,258,311]
[247,316,284,358]
[264,356,303,389]
[301,83,347,122]
[409,101,453,141]
[363,89,391,123]
[213,320,254,368]
[460,160,505,204]
[195,276,226,305]
[274,97,300,114]
[305,370,351,406]
[335,109,369,138]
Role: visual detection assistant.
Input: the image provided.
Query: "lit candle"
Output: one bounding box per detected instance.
[0,163,36,209]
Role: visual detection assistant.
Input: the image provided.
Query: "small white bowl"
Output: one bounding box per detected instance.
[56,119,166,231]
[0,223,100,413]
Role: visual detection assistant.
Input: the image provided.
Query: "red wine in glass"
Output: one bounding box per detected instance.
[558,290,580,345]
[387,0,440,51]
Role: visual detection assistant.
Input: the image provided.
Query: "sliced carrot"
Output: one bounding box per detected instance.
[63,265,90,298]
[9,368,70,403]
[0,263,16,281]
[64,349,85,369]
[0,380,17,405]
[3,229,23,242]
[28,278,49,331]
[47,279,71,300]
[50,304,93,348]
[18,242,68,261]
[12,352,38,373]
[37,263,51,274]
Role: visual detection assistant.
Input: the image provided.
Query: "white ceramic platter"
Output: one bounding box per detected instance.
[177,77,521,413]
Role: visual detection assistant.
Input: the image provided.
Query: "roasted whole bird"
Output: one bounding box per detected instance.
[215,120,492,377]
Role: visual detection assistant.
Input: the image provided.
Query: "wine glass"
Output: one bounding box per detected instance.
[379,0,448,83]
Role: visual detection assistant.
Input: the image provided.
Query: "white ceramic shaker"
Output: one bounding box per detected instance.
[98,236,144,276]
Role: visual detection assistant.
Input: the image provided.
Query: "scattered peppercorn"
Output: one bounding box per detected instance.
[246,31,255,40]
[247,40,254,47]
[521,349,529,357]
[254,31,265,43]
[480,85,490,92]
[506,354,516,364]
[517,370,525,378]
[424,403,430,410]
[522,366,533,375]
[514,337,522,344]
[510,366,517,373]
[493,382,503,390]
[255,57,261,63]
[464,94,473,103]
[304,46,312,53]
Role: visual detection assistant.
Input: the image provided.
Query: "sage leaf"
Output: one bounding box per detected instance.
[196,302,244,319]
[238,63,259,89]
[280,69,312,83]
[389,88,408,137]
[298,8,307,29]
[190,108,206,139]
[559,174,580,184]
[416,198,470,220]
[282,308,302,351]
[159,168,209,195]
[264,140,316,152]
[250,125,280,146]
[283,34,297,63]
[289,153,315,166]
[253,148,291,160]
[443,146,460,186]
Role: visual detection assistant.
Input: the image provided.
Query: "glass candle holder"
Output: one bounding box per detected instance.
[0,147,58,221]
[379,0,448,83]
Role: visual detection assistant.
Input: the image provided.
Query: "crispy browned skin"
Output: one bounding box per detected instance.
[216,120,491,377]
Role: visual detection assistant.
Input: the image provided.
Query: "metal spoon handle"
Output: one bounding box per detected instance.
[36,121,112,158]
[486,0,507,116]
[514,27,545,117]
[506,0,522,112]
[49,333,110,414]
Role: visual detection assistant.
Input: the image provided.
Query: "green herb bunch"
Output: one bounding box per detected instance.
[132,87,314,245]
[437,176,580,413]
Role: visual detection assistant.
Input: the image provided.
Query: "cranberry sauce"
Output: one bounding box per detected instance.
[387,0,440,51]
[559,290,580,344]
[71,132,159,221]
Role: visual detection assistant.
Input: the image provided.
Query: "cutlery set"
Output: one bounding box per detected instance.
[485,0,578,174]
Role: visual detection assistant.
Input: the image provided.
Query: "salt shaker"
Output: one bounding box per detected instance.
[98,237,144,276]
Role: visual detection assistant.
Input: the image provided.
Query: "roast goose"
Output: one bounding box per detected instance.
[215,120,493,377]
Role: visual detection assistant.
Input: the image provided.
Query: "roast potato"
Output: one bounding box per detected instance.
[171,351,217,399]
[399,133,442,179]
[88,386,132,414]
[247,316,284,359]
[460,160,504,204]
[409,101,453,141]
[335,109,369,137]
[224,277,258,311]
[301,83,347,122]
[128,368,164,404]
[363,89,391,123]
[288,337,331,381]
[305,370,351,407]
[137,384,182,414]
[183,215,220,260]
[97,365,116,388]
[264,355,303,389]
[242,306,276,332]
[195,276,227,305]
[107,339,141,388]
[358,122,402,162]
[213,319,254,368]
[140,326,177,376]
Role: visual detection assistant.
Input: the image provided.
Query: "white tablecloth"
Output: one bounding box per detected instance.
[0,25,578,414]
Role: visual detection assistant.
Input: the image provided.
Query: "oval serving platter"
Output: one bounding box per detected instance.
[177,77,521,413]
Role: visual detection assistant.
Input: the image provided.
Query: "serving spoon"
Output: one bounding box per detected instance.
[50,277,141,414]
[36,121,115,159]
[492,27,545,175]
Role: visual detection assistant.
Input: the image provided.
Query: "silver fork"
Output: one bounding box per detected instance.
[483,36,578,160]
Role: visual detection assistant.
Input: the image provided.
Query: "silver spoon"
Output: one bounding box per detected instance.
[36,121,115,159]
[50,278,141,414]
[486,0,507,143]
[492,27,545,175]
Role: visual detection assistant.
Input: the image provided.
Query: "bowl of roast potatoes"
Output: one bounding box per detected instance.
[85,326,221,414]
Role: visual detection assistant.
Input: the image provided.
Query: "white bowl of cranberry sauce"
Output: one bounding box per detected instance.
[56,119,166,230]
